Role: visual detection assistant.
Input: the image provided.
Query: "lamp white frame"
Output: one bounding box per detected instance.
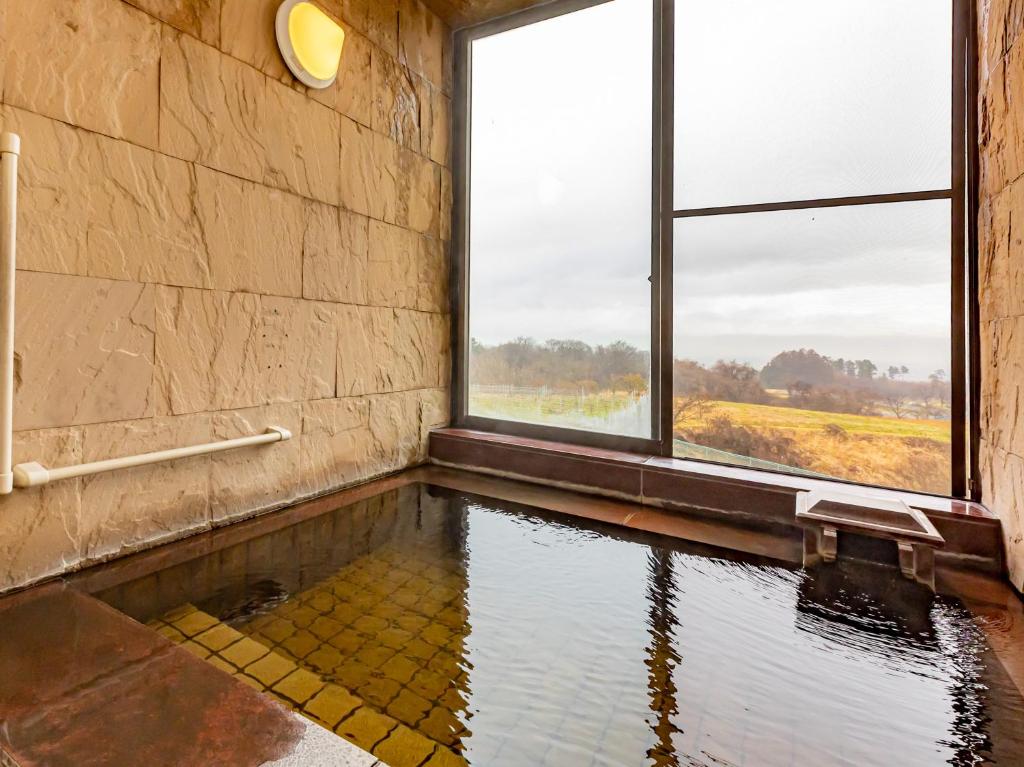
[275,0,342,90]
[0,131,292,494]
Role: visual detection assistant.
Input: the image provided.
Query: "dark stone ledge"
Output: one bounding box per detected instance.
[429,428,1003,573]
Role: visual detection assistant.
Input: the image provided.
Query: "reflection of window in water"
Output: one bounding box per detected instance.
[644,548,683,767]
[795,560,994,763]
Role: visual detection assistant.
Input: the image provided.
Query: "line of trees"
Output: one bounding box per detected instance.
[471,338,952,420]
[470,337,651,395]
[676,348,951,420]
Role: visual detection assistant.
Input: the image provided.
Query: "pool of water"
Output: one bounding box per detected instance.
[97,484,1024,766]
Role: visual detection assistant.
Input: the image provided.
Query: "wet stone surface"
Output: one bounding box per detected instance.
[0,589,306,767]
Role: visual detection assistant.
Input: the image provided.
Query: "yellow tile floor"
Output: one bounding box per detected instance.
[148,544,472,767]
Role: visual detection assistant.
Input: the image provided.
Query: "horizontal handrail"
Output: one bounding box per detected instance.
[13,426,292,489]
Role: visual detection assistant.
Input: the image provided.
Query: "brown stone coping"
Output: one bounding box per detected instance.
[67,469,439,597]
[64,465,802,599]
[0,588,306,767]
[429,428,1004,572]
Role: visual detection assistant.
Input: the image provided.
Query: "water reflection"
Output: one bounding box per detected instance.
[96,485,1024,767]
[645,549,683,767]
[795,563,995,765]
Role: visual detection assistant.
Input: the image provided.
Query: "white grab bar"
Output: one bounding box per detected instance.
[13,426,292,488]
[0,130,291,494]
[1,133,20,495]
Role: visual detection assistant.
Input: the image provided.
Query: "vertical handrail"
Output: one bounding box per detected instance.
[0,133,19,495]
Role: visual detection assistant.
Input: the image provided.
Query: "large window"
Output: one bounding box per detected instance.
[454,0,971,496]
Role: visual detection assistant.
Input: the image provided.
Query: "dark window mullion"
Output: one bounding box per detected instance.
[673,188,953,219]
[656,0,675,456]
[950,0,970,498]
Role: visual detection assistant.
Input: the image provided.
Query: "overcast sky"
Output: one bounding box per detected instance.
[468,0,952,380]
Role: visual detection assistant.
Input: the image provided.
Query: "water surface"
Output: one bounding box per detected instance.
[98,485,1024,766]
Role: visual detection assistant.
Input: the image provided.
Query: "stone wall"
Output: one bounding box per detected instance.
[0,0,452,593]
[979,0,1024,589]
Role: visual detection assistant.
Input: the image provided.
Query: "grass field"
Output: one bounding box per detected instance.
[675,399,951,494]
[469,389,643,422]
[677,400,951,443]
[466,389,951,492]
[468,389,649,438]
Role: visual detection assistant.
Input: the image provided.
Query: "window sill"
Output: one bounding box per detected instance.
[428,428,1002,572]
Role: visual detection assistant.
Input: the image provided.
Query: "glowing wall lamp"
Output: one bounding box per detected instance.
[275,0,346,89]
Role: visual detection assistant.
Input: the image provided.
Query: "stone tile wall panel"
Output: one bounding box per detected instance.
[372,51,422,150]
[336,307,448,397]
[219,0,293,82]
[194,165,305,296]
[14,273,156,431]
[980,439,1024,583]
[79,414,213,561]
[4,0,161,148]
[154,288,338,415]
[339,117,381,218]
[260,296,339,404]
[366,0,401,57]
[126,0,222,45]
[210,403,304,524]
[303,202,370,304]
[336,31,375,128]
[0,105,209,285]
[299,397,374,495]
[160,29,267,184]
[155,287,264,415]
[420,85,450,167]
[398,0,445,87]
[263,83,342,205]
[0,0,6,104]
[368,220,419,309]
[440,169,453,243]
[0,429,83,589]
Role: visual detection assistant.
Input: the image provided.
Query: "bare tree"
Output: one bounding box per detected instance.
[673,394,714,427]
[614,373,649,397]
[882,391,910,419]
[928,369,950,409]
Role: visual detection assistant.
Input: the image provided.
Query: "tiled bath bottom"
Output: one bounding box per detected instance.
[98,484,1024,766]
[146,547,468,767]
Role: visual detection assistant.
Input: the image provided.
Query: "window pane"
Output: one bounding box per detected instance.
[674,0,952,209]
[672,201,951,494]
[467,0,653,438]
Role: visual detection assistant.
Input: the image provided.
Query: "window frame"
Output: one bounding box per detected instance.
[450,0,977,499]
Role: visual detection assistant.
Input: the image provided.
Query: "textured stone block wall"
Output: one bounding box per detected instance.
[0,0,452,592]
[979,0,1024,589]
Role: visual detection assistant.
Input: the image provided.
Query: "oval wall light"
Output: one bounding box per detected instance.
[275,0,346,89]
